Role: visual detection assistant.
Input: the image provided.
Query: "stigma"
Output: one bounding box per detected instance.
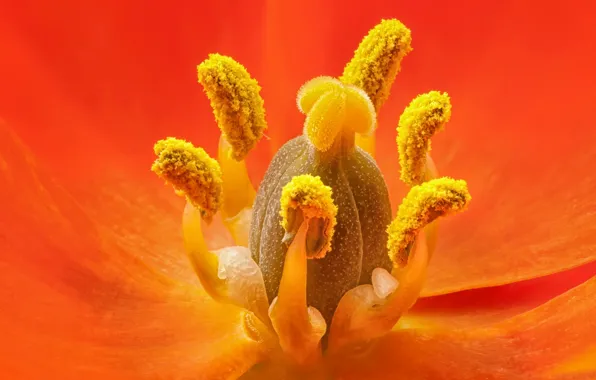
[151,18,472,367]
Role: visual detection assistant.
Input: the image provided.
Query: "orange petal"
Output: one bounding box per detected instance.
[0,0,272,179]
[410,262,596,328]
[0,123,263,378]
[329,275,596,379]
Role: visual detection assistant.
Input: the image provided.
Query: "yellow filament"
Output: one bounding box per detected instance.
[182,202,226,300]
[340,19,413,112]
[151,137,223,222]
[387,232,429,312]
[387,177,471,266]
[280,175,338,257]
[218,135,256,218]
[397,91,452,186]
[197,53,267,161]
[222,207,252,248]
[269,225,327,364]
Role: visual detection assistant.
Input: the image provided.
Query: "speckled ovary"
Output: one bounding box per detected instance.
[249,135,393,325]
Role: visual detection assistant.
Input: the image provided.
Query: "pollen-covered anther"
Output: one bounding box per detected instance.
[387,177,471,266]
[280,175,338,259]
[197,53,267,161]
[340,18,413,111]
[151,137,223,222]
[298,76,377,152]
[397,91,452,186]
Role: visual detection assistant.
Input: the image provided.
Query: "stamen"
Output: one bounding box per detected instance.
[340,19,412,112]
[341,19,412,157]
[397,91,452,186]
[386,177,471,267]
[197,53,267,161]
[279,174,337,258]
[152,138,270,326]
[269,175,338,363]
[198,54,264,239]
[151,137,223,223]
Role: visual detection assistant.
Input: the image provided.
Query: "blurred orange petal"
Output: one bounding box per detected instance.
[410,262,596,328]
[0,122,263,379]
[331,274,596,379]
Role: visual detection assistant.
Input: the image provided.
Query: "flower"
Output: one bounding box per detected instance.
[1,1,595,380]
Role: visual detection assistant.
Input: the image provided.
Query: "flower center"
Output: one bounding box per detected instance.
[150,18,472,368]
[250,76,395,330]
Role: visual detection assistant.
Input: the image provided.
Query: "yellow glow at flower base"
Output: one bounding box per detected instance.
[182,201,226,300]
[183,202,271,327]
[550,345,596,376]
[328,232,429,352]
[269,225,327,365]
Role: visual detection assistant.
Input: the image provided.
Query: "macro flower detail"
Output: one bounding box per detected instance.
[152,18,478,376]
[2,2,596,379]
[340,18,412,112]
[279,174,338,259]
[151,137,224,222]
[197,53,267,162]
[397,91,452,186]
[387,177,471,266]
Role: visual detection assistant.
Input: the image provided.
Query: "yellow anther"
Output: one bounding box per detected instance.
[386,177,470,266]
[151,137,223,222]
[340,19,412,112]
[298,77,377,151]
[280,175,338,258]
[197,53,267,161]
[304,87,347,152]
[397,91,452,186]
